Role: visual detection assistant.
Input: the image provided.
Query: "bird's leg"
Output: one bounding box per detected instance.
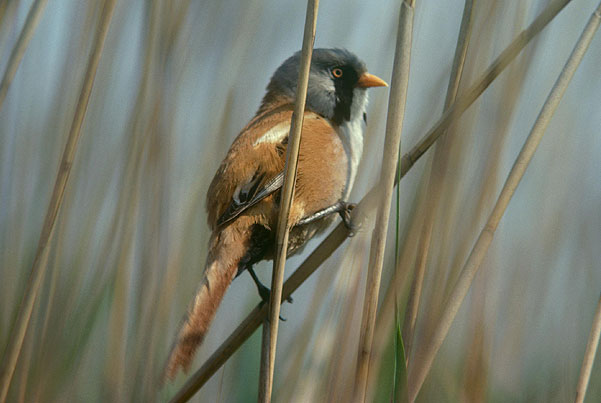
[296,201,359,236]
[248,267,270,302]
[247,267,293,321]
[338,202,358,236]
[296,202,345,226]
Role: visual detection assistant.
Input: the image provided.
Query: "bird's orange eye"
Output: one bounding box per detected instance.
[332,68,343,78]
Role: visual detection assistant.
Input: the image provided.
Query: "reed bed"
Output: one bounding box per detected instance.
[408,2,601,399]
[0,0,117,399]
[1,0,600,402]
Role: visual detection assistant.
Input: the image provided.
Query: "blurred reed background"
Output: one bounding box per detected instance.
[1,0,600,402]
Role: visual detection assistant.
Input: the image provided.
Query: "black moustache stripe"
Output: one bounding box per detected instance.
[331,69,359,125]
[332,86,352,125]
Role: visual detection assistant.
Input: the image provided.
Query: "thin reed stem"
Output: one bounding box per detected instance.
[574,293,601,403]
[407,3,601,400]
[258,1,319,401]
[0,0,118,400]
[402,0,474,361]
[277,247,341,401]
[370,0,573,385]
[0,0,49,112]
[353,2,414,402]
[397,0,572,179]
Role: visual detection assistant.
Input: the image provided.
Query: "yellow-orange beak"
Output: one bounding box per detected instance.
[356,72,388,88]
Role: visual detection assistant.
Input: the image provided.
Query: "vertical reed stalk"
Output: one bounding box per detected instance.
[353,2,414,401]
[397,0,572,178]
[277,248,342,401]
[258,1,319,401]
[403,0,474,360]
[367,0,573,387]
[0,0,49,112]
[0,0,118,400]
[574,293,601,403]
[407,3,601,400]
[366,0,571,386]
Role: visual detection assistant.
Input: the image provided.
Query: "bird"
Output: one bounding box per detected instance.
[164,48,387,380]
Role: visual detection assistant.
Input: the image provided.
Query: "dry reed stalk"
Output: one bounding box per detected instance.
[258,1,319,401]
[0,0,19,56]
[407,3,601,400]
[0,0,11,28]
[128,1,195,395]
[366,0,573,384]
[353,2,414,401]
[276,251,341,401]
[0,0,118,400]
[417,1,533,362]
[574,293,601,403]
[325,253,366,401]
[461,274,489,402]
[32,152,115,400]
[295,238,368,401]
[0,0,49,112]
[365,178,438,402]
[454,7,535,398]
[402,0,474,360]
[168,1,571,397]
[16,318,36,403]
[101,1,163,396]
[27,189,70,399]
[397,0,572,179]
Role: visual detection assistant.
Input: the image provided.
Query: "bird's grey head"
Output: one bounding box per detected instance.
[261,48,386,125]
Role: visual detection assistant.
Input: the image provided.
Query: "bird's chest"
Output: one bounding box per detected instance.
[335,117,365,200]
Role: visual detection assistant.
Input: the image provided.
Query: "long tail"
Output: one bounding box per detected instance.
[164,221,250,380]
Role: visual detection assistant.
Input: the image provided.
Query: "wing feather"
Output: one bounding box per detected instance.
[216,171,284,228]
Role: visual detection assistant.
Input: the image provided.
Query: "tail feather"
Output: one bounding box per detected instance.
[164,224,249,380]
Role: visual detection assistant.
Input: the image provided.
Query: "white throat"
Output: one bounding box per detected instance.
[335,89,368,201]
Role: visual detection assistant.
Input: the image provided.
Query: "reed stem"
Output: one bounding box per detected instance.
[258,1,319,401]
[353,2,414,401]
[0,0,49,112]
[0,0,118,400]
[369,0,573,386]
[402,0,474,361]
[407,2,601,400]
[574,293,601,403]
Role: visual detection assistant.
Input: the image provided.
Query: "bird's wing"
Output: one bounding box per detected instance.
[207,105,335,230]
[216,171,284,228]
[205,103,294,230]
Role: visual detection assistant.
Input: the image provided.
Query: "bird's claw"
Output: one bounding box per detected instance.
[339,202,359,237]
[257,285,293,322]
[256,282,271,304]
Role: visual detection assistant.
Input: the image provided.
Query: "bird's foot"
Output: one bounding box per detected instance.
[256,283,293,321]
[339,202,359,237]
[256,283,293,304]
[249,268,293,304]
